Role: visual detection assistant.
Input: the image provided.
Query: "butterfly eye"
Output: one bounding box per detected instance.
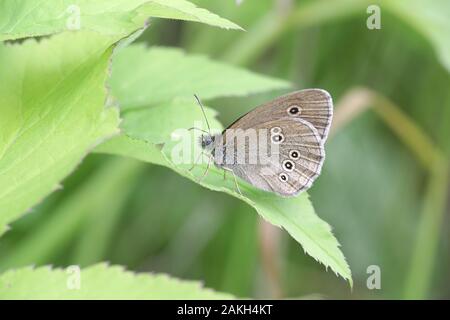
[289,150,300,160]
[279,173,289,182]
[287,105,302,115]
[270,127,282,135]
[282,160,295,172]
[271,133,284,144]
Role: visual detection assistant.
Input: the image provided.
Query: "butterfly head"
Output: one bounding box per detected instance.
[200,134,215,151]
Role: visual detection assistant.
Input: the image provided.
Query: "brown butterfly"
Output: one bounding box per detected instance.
[193,89,333,197]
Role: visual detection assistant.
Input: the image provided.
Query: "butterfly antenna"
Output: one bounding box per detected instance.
[194,94,211,135]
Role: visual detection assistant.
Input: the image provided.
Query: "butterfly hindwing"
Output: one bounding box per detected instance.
[218,117,324,196]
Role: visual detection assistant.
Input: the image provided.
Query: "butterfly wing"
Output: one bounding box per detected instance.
[219,117,324,196]
[227,89,333,141]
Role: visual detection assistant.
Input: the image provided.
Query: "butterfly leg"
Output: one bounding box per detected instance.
[222,167,242,196]
[197,153,213,183]
[188,151,205,171]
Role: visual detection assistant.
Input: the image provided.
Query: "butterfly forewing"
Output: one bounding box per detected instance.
[227,89,333,141]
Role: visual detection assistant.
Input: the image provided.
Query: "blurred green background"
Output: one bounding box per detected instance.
[0,0,449,299]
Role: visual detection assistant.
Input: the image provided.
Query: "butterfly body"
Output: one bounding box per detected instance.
[200,89,333,197]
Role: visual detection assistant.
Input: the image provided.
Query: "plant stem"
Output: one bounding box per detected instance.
[404,161,448,299]
[222,0,371,67]
[332,87,449,299]
[258,219,283,298]
[371,93,444,172]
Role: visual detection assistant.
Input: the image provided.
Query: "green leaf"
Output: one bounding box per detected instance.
[97,101,353,285]
[0,31,121,237]
[222,0,450,72]
[0,2,244,236]
[295,0,450,73]
[0,0,241,41]
[0,263,234,299]
[137,0,243,30]
[98,43,351,284]
[382,0,450,72]
[0,158,145,271]
[97,135,167,166]
[121,101,222,144]
[109,44,291,109]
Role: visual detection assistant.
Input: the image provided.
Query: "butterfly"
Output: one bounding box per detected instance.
[192,89,333,197]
